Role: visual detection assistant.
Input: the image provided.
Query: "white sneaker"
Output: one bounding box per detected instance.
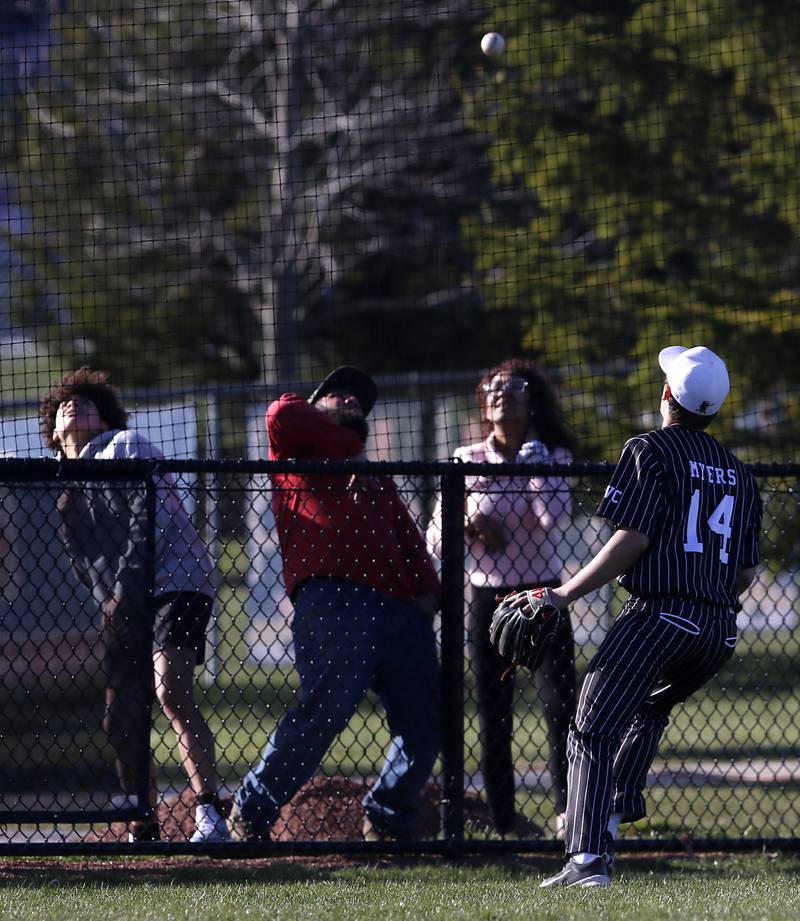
[540,856,612,889]
[190,803,232,843]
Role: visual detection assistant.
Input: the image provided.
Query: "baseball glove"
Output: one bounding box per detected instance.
[489,586,563,670]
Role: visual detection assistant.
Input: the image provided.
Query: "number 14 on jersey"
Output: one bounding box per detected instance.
[683,490,734,564]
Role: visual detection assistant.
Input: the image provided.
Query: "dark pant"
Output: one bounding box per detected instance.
[102,600,153,796]
[565,597,738,856]
[236,579,441,834]
[468,583,577,830]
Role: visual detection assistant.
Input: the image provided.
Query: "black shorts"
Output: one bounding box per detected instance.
[103,591,214,680]
[153,591,214,666]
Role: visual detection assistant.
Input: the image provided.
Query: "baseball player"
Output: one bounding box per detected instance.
[494,346,762,887]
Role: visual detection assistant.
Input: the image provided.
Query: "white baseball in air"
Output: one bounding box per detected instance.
[481,32,506,58]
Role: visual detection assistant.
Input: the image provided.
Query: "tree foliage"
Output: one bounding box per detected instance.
[467,0,800,459]
[9,0,800,454]
[9,0,500,386]
[11,2,272,386]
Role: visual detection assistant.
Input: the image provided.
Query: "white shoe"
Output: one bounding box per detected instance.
[540,856,612,889]
[190,803,232,843]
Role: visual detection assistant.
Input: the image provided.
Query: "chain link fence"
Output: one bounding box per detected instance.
[0,458,798,852]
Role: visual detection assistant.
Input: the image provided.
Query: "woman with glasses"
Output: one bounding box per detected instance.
[428,357,577,837]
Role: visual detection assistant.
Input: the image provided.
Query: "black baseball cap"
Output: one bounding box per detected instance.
[308,366,377,416]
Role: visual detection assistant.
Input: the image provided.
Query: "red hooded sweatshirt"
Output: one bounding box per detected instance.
[266,393,441,605]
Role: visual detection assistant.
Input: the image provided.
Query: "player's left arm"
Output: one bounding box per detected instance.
[735,483,763,598]
[735,565,758,596]
[548,527,651,609]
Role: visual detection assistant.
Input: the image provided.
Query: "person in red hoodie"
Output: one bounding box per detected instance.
[231,367,442,841]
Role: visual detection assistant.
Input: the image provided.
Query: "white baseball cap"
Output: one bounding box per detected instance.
[658,346,730,416]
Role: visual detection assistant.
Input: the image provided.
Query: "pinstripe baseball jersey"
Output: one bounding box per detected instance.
[596,425,762,606]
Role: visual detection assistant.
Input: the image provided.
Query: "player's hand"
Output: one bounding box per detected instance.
[56,487,87,527]
[466,511,507,553]
[346,472,371,501]
[102,595,120,622]
[498,586,568,613]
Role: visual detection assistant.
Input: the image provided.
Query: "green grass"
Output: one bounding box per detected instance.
[0,856,798,920]
[4,580,800,841]
[6,657,800,840]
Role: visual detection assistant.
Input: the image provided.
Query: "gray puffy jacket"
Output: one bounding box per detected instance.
[58,430,215,613]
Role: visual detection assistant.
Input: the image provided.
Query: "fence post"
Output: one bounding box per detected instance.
[138,471,158,821]
[439,463,465,845]
[201,394,222,686]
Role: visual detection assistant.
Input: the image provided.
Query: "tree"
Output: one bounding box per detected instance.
[9,0,503,388]
[467,0,800,460]
[1,1,70,365]
[9,1,264,386]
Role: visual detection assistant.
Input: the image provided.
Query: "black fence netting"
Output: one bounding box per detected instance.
[0,458,797,853]
[0,464,157,838]
[3,0,800,857]
[3,1,800,466]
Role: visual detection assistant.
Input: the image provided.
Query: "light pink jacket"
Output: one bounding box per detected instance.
[427,436,572,588]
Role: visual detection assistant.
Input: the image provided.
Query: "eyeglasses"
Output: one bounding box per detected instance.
[481,378,528,398]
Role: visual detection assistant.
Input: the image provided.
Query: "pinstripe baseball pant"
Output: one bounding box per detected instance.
[565,597,737,856]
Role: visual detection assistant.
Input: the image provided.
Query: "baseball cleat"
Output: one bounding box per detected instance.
[539,855,612,889]
[603,832,615,871]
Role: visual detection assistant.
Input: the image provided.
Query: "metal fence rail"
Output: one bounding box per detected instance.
[0,458,798,854]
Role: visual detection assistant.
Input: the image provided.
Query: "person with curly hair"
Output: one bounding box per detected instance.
[40,368,229,843]
[428,357,577,838]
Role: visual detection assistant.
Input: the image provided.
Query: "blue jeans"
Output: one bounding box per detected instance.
[235,578,441,833]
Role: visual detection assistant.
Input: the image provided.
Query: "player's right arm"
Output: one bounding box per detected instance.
[104,433,157,614]
[55,487,96,593]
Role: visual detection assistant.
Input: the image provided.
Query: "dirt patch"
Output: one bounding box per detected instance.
[0,853,403,881]
[91,777,514,842]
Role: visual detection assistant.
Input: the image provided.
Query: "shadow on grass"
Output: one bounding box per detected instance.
[0,852,769,890]
[0,857,339,888]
